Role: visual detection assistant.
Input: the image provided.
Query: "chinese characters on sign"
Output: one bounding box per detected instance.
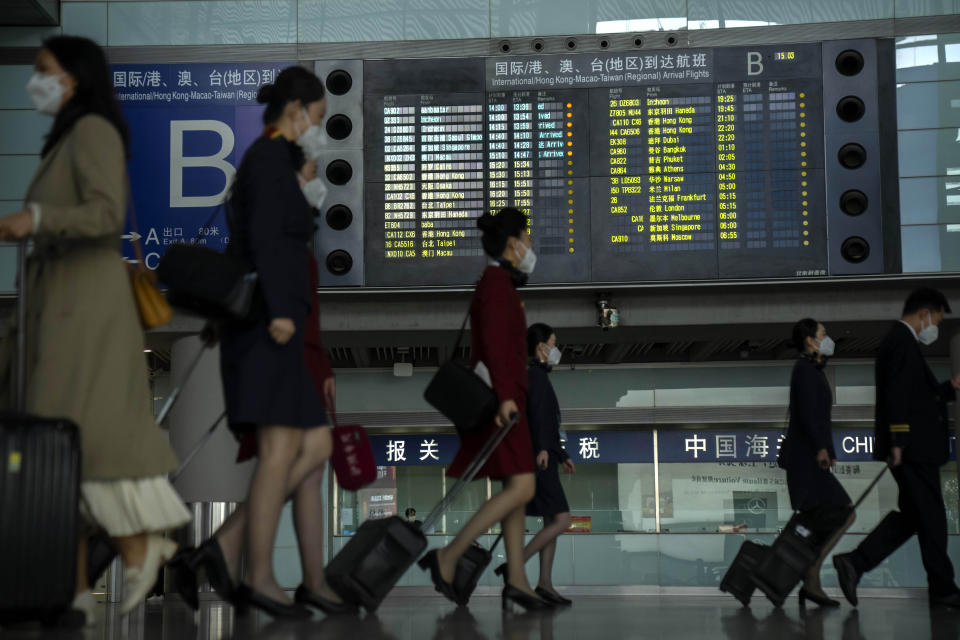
[370,431,655,466]
[675,431,787,463]
[368,430,956,468]
[488,51,713,90]
[112,63,284,106]
[578,437,600,460]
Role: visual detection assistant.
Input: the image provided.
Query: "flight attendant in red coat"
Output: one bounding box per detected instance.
[420,207,551,612]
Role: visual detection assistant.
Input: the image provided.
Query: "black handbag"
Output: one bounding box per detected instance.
[157,202,259,322]
[423,298,499,437]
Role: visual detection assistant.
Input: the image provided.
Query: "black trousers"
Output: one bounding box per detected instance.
[852,463,958,597]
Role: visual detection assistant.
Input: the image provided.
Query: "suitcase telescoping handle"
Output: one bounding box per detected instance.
[421,413,520,532]
[853,466,888,510]
[169,410,226,483]
[155,323,218,425]
[15,240,27,412]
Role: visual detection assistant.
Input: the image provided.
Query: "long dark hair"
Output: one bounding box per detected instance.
[257,66,325,125]
[41,36,130,158]
[477,207,529,257]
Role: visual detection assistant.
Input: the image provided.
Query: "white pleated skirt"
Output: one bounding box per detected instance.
[79,476,192,537]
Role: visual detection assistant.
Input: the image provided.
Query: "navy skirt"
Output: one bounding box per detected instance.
[526,459,570,517]
[220,311,328,434]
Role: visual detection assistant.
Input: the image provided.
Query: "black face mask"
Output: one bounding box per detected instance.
[497,257,528,287]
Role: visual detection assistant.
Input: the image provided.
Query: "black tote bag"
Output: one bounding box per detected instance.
[423,297,499,437]
[157,201,259,322]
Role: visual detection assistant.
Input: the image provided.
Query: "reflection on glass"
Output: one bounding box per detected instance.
[334,438,958,538]
[595,18,687,33]
[688,19,780,29]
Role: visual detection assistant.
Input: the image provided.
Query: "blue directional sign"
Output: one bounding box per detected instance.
[112,62,293,269]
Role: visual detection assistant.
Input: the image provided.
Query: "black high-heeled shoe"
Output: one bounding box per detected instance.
[235,584,312,619]
[502,584,554,612]
[493,563,508,584]
[799,587,840,608]
[196,538,238,605]
[535,587,572,607]
[168,547,200,610]
[294,584,358,615]
[417,550,459,604]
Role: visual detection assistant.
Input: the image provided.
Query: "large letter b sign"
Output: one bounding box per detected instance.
[170,120,236,208]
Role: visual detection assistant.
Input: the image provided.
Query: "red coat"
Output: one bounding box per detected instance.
[236,254,333,462]
[446,266,535,480]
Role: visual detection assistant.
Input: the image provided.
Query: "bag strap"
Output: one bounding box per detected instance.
[124,175,229,263]
[451,305,471,353]
[125,174,147,267]
[450,281,481,354]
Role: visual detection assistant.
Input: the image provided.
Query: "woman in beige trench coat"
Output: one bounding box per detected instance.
[0,36,190,622]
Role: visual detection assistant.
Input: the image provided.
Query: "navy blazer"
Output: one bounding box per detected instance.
[228,135,314,322]
[527,362,569,463]
[785,354,836,463]
[874,322,956,466]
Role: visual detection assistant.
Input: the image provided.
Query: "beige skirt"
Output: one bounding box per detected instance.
[80,475,191,537]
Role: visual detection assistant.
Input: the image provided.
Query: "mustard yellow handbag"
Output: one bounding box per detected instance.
[127,198,171,329]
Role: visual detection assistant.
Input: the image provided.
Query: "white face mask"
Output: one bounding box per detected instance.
[546,346,562,366]
[299,126,326,160]
[27,72,66,115]
[302,177,328,209]
[515,241,537,275]
[297,109,327,161]
[919,316,939,345]
[817,336,835,357]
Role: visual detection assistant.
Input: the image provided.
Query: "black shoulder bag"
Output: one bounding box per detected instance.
[157,200,259,322]
[423,297,500,437]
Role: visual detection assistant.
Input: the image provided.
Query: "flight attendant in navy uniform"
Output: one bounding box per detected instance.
[782,318,853,608]
[498,322,576,607]
[834,288,960,610]
[419,207,552,612]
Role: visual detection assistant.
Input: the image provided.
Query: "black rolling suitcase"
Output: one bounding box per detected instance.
[719,540,770,606]
[750,511,826,607]
[452,533,503,605]
[326,416,518,611]
[750,467,888,607]
[0,243,82,627]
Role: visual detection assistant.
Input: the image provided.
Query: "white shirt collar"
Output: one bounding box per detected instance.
[900,320,919,342]
[488,258,501,267]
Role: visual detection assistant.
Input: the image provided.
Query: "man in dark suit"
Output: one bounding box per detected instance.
[834,288,960,609]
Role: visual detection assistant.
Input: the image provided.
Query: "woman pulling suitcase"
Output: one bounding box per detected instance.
[420,207,552,612]
[780,318,856,607]
[170,66,340,619]
[0,36,191,623]
[492,323,575,607]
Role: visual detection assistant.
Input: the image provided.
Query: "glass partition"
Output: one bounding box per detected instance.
[334,427,958,537]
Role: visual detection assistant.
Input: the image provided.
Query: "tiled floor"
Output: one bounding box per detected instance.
[2,594,959,639]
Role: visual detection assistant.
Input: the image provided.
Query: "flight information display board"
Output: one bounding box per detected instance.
[363,44,826,286]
